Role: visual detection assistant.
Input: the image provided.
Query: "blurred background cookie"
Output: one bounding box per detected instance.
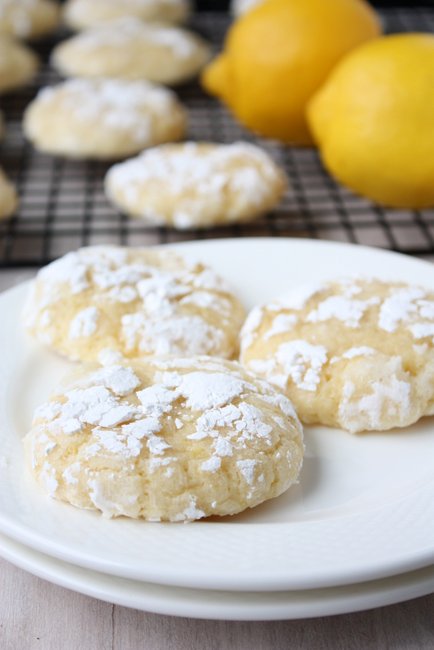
[51,18,211,85]
[240,278,434,433]
[0,35,39,94]
[105,142,288,229]
[231,0,265,17]
[23,78,187,160]
[0,167,18,219]
[24,355,303,520]
[0,0,60,40]
[24,245,246,362]
[63,0,191,30]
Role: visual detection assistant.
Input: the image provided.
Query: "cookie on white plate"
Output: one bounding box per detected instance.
[240,278,434,433]
[51,17,211,86]
[23,78,187,160]
[0,167,18,218]
[105,142,288,229]
[0,35,39,94]
[24,356,303,520]
[63,0,191,30]
[0,0,60,40]
[24,245,246,362]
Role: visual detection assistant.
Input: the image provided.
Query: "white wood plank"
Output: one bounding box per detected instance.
[0,558,113,650]
[112,595,434,650]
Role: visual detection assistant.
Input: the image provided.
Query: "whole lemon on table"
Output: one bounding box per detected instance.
[308,34,434,209]
[202,0,381,145]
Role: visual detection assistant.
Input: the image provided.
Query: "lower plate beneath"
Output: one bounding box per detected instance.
[0,531,433,621]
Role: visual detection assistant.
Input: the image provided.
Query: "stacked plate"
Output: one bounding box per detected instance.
[0,239,433,620]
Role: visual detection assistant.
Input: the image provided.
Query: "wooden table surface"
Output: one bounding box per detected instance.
[0,269,433,650]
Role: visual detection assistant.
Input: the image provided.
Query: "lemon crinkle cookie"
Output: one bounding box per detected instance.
[0,36,39,94]
[105,142,288,229]
[51,18,211,86]
[0,0,60,40]
[0,167,18,218]
[24,356,303,520]
[63,0,191,30]
[240,278,434,433]
[24,245,246,362]
[23,78,187,160]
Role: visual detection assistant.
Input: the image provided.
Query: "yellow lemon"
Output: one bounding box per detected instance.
[308,33,434,209]
[202,0,381,145]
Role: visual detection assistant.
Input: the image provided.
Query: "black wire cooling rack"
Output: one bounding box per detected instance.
[0,8,434,267]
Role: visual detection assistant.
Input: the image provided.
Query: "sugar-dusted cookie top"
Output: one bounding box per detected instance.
[0,0,60,39]
[240,278,434,433]
[64,0,191,30]
[25,246,246,362]
[0,35,38,94]
[51,17,211,86]
[24,356,303,520]
[23,78,187,160]
[105,142,288,229]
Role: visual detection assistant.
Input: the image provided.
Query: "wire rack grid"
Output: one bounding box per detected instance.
[0,7,434,267]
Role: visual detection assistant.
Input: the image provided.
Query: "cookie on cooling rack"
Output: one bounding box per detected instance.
[23,78,187,160]
[0,36,38,94]
[24,245,246,362]
[0,167,18,219]
[104,142,288,229]
[51,18,211,86]
[63,0,191,30]
[240,278,434,433]
[0,0,60,40]
[24,356,303,520]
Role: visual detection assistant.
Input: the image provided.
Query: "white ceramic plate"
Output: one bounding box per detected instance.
[0,239,434,592]
[1,531,433,621]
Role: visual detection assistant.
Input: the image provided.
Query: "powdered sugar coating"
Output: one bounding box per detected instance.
[378,287,427,333]
[275,340,328,392]
[51,17,211,86]
[341,346,376,359]
[59,17,196,58]
[23,78,186,160]
[239,306,264,352]
[339,365,411,433]
[105,142,288,229]
[69,306,99,339]
[63,0,191,30]
[24,356,303,521]
[264,314,297,340]
[241,278,434,433]
[307,295,379,328]
[24,245,246,362]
